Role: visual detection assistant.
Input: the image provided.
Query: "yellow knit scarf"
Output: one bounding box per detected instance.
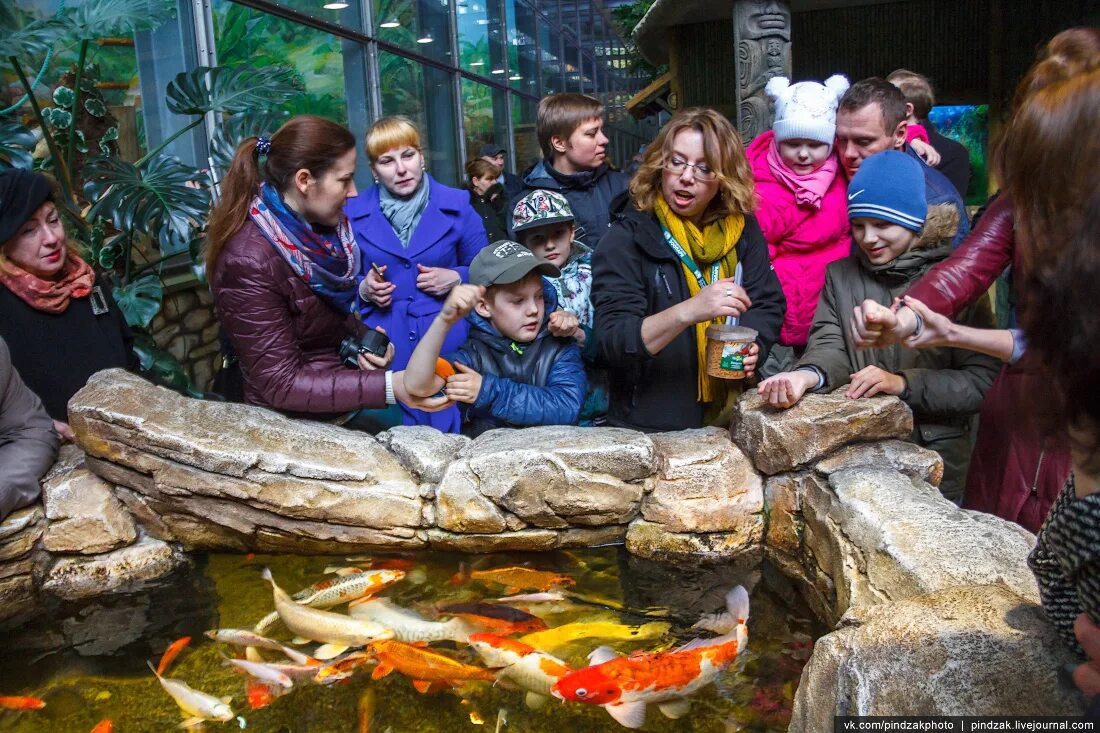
[654,197,745,410]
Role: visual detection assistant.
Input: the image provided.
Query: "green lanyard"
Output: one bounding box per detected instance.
[661,227,721,289]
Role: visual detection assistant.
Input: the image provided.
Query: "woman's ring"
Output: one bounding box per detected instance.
[725,288,733,297]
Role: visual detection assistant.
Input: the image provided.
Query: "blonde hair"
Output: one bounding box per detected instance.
[366,116,422,161]
[537,93,605,160]
[628,108,756,224]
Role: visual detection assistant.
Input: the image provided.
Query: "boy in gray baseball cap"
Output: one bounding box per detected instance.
[401,240,587,436]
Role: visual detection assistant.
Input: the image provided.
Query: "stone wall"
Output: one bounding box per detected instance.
[0,368,1085,718]
[149,282,220,392]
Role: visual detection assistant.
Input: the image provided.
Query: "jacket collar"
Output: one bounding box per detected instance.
[345,175,460,259]
[612,208,680,263]
[466,280,560,350]
[523,160,610,191]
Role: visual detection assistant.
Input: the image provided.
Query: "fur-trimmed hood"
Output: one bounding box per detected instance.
[913,203,961,250]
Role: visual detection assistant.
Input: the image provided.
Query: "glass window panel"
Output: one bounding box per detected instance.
[456,0,507,77]
[212,0,348,122]
[563,32,584,93]
[460,77,510,171]
[538,24,562,94]
[379,52,460,186]
[373,0,453,64]
[249,0,363,30]
[511,95,540,175]
[504,0,538,94]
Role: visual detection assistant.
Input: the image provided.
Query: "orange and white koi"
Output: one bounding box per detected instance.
[314,651,375,685]
[349,598,482,643]
[368,639,495,693]
[253,569,405,635]
[468,633,573,709]
[550,586,749,729]
[469,567,575,593]
[261,568,393,660]
[0,696,45,710]
[156,636,191,675]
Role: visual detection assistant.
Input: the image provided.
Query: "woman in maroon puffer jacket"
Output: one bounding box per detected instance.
[206,115,449,419]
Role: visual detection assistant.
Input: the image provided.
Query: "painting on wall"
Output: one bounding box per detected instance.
[928,104,989,206]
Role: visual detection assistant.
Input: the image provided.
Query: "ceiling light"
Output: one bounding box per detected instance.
[417,32,434,43]
[509,74,522,80]
[380,18,401,27]
[323,0,348,7]
[475,18,490,24]
[491,68,505,74]
[470,60,485,66]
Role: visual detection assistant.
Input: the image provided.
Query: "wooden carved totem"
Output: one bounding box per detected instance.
[732,0,792,143]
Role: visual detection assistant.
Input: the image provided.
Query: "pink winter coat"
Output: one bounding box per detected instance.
[746,131,851,347]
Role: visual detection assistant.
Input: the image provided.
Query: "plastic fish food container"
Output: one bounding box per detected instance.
[704,324,757,380]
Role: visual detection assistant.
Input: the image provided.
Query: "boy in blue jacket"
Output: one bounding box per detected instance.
[403,240,587,436]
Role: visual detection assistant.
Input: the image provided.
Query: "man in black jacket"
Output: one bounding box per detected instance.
[887,69,972,199]
[479,144,525,201]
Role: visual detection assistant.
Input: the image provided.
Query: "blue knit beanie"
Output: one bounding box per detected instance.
[847,150,927,233]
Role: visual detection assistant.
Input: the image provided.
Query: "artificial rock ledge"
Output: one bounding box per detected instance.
[0,368,1077,715]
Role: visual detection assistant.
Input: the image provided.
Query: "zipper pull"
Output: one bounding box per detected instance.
[658,268,672,296]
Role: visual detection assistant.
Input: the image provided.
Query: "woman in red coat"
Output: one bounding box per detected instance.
[206,115,448,420]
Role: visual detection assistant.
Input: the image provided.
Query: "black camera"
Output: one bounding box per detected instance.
[338,329,391,368]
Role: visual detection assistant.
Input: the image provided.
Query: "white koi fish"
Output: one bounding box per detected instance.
[348,598,482,644]
[253,569,404,635]
[147,661,235,729]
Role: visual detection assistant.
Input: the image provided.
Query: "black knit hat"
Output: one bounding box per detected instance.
[0,169,54,245]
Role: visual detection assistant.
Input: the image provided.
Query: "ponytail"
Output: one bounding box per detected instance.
[205,137,263,275]
[204,115,357,277]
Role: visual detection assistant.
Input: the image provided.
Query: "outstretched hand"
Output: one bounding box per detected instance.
[757,370,816,409]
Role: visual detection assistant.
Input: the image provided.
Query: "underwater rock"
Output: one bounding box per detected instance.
[41,456,138,555]
[442,427,655,530]
[643,427,764,533]
[624,517,764,565]
[790,584,1084,726]
[801,467,1039,620]
[376,426,471,483]
[39,534,190,602]
[814,439,944,486]
[730,391,912,474]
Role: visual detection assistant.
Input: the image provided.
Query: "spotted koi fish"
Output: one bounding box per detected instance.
[551,586,750,729]
[468,633,573,709]
[253,569,405,635]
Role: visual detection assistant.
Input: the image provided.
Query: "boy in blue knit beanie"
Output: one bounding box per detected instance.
[758,150,998,501]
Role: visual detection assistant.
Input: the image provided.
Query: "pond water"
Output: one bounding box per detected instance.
[0,548,821,732]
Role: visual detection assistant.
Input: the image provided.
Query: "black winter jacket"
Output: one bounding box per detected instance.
[592,206,785,432]
[514,161,630,249]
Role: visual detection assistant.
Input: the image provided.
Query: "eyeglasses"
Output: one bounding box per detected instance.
[665,157,717,181]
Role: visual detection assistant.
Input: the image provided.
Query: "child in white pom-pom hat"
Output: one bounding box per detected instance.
[746,74,853,378]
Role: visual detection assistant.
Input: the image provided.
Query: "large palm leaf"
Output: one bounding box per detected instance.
[0,120,37,170]
[82,154,210,253]
[61,0,176,41]
[209,108,290,171]
[166,65,302,117]
[0,15,63,61]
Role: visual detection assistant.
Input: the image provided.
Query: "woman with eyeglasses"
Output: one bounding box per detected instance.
[591,108,785,431]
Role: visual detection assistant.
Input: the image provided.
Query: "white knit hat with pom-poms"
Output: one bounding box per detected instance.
[766,74,850,147]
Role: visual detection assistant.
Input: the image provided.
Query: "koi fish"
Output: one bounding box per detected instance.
[261,568,393,660]
[245,679,278,710]
[368,640,495,693]
[495,592,567,603]
[222,655,294,689]
[89,720,113,733]
[550,586,750,729]
[469,633,573,709]
[156,636,192,675]
[253,569,405,635]
[349,598,482,643]
[437,602,548,635]
[358,686,377,733]
[147,661,235,728]
[323,566,365,576]
[0,696,45,710]
[469,567,575,593]
[205,629,317,666]
[519,621,671,651]
[371,558,416,572]
[314,652,375,685]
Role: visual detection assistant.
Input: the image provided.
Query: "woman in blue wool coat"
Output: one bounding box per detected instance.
[348,116,489,431]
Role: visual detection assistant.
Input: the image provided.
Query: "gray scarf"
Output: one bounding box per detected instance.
[378,175,430,248]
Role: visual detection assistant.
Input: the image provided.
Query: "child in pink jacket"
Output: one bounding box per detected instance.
[747,74,851,377]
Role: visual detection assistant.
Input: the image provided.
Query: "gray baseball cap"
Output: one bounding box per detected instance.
[469,240,561,286]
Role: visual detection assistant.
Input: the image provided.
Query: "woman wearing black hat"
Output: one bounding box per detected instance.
[0,169,136,441]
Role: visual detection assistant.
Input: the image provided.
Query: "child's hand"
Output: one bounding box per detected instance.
[444,362,483,404]
[910,138,941,166]
[548,310,580,339]
[417,265,461,296]
[439,284,486,325]
[757,370,816,409]
[845,365,906,399]
[743,343,760,377]
[361,264,395,307]
[851,299,906,348]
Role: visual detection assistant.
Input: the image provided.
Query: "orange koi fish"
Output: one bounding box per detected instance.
[551,586,750,729]
[245,679,277,710]
[156,636,192,675]
[368,640,494,693]
[439,602,548,635]
[90,720,113,733]
[370,558,416,572]
[314,652,375,685]
[0,696,45,710]
[469,633,572,709]
[469,567,575,593]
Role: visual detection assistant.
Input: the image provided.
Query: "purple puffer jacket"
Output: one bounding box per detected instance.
[211,219,386,417]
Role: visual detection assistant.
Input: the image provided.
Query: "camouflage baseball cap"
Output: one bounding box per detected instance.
[511,189,575,234]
